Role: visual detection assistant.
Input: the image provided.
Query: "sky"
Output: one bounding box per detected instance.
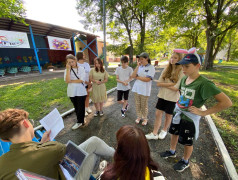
[23,0,104,38]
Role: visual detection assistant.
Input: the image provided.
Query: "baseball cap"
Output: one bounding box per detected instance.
[137,52,149,59]
[176,54,202,65]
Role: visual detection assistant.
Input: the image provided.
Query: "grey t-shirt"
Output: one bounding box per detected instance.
[115,66,133,91]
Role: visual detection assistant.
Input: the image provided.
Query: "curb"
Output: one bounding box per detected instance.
[34,87,117,131]
[202,106,238,180]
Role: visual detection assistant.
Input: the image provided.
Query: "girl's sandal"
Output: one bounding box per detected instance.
[142,119,148,126]
[135,118,141,124]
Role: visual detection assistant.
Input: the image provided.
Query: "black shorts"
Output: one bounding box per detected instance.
[155,98,176,115]
[169,116,195,146]
[117,90,130,101]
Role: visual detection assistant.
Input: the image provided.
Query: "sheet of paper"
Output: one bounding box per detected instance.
[39,108,64,141]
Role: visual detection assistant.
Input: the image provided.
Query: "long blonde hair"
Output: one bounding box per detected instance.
[162,52,183,83]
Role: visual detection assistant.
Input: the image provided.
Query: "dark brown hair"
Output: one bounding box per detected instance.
[76,52,84,61]
[0,109,29,140]
[101,125,158,180]
[162,52,183,83]
[94,57,105,73]
[120,56,129,63]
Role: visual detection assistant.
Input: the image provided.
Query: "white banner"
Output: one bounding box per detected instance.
[47,36,72,51]
[0,30,30,48]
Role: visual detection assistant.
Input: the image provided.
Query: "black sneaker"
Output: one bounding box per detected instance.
[160,150,176,159]
[99,111,104,116]
[173,159,190,172]
[125,103,129,111]
[121,109,125,118]
[94,111,99,117]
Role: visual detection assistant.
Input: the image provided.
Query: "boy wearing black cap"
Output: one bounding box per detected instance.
[160,52,232,172]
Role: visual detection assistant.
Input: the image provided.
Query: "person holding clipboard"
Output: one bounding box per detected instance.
[0,109,115,180]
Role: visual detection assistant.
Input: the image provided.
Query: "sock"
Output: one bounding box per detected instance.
[169,150,175,154]
[182,158,189,164]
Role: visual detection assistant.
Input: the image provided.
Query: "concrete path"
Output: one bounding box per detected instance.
[56,68,228,180]
[213,65,238,69]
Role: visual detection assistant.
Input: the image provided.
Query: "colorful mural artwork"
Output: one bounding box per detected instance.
[47,36,72,51]
[0,30,30,48]
[52,39,70,50]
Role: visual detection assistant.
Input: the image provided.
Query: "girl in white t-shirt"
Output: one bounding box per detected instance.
[76,52,92,116]
[64,54,87,130]
[146,51,184,140]
[131,52,155,126]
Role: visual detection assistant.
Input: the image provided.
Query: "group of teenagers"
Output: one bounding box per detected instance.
[0,48,232,180]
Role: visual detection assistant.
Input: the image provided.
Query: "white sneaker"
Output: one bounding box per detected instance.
[92,160,108,178]
[85,111,88,116]
[86,107,92,114]
[145,132,159,140]
[100,111,104,116]
[99,160,108,171]
[158,130,167,139]
[71,123,82,130]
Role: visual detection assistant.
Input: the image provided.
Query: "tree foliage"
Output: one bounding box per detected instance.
[0,0,26,23]
[76,0,157,62]
[77,0,238,67]
[154,0,238,69]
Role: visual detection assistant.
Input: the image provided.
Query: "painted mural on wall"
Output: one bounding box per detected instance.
[0,48,50,68]
[0,30,30,48]
[47,36,72,50]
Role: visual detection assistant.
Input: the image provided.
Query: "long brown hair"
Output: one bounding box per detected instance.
[66,54,78,73]
[101,125,159,180]
[162,52,183,83]
[94,57,105,73]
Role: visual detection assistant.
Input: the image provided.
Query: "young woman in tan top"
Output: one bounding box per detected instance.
[146,51,184,140]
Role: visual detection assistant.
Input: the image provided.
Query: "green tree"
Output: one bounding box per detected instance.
[203,0,238,69]
[0,0,26,22]
[77,0,135,63]
[226,29,238,61]
[107,43,128,56]
[76,0,156,62]
[153,0,238,69]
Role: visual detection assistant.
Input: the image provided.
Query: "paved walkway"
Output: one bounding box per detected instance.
[213,65,238,69]
[56,68,228,179]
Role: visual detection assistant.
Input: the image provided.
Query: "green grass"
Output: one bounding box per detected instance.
[214,60,238,67]
[0,75,117,126]
[200,68,238,171]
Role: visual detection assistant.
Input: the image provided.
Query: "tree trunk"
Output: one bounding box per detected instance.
[227,33,232,62]
[204,29,216,70]
[128,31,134,64]
[139,14,146,53]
